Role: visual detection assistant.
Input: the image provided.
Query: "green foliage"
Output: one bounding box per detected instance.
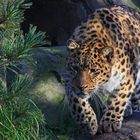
[0,0,48,139]
[1,26,46,66]
[0,0,31,37]
[0,75,46,140]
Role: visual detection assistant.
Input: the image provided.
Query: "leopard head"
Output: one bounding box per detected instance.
[66,39,114,96]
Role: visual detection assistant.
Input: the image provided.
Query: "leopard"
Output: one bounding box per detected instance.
[65,5,140,135]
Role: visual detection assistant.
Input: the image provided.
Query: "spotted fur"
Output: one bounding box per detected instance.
[65,5,140,134]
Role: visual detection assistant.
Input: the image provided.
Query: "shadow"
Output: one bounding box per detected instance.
[132,0,140,7]
[21,0,83,46]
[21,0,112,46]
[127,112,140,121]
[25,47,83,139]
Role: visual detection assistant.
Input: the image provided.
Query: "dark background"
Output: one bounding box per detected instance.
[22,0,109,46]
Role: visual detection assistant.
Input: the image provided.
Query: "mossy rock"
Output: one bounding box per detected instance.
[28,47,82,139]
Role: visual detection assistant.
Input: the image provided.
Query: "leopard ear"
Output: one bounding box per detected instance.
[67,39,80,50]
[102,47,114,63]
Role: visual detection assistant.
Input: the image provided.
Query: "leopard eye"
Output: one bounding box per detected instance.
[91,69,96,73]
[91,69,99,77]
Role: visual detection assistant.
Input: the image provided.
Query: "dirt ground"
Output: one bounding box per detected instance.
[77,112,140,140]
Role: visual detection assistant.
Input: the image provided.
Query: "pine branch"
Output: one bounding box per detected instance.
[1,25,46,66]
[0,0,32,37]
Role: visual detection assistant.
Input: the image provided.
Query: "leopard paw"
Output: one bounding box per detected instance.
[99,117,122,133]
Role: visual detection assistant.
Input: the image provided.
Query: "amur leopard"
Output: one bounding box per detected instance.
[65,5,140,135]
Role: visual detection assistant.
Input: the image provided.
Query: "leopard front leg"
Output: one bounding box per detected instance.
[65,73,98,135]
[100,75,135,133]
[67,92,98,135]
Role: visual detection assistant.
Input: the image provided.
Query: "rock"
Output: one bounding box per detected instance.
[19,46,140,139]
[76,112,140,140]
